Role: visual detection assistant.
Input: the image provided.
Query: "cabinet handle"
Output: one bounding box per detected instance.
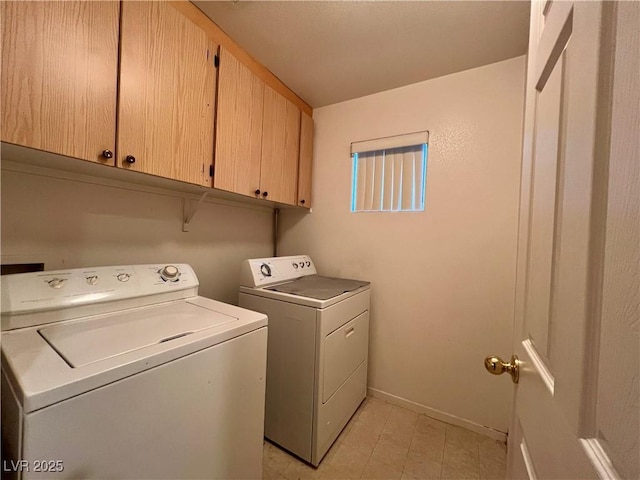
[255,189,261,195]
[125,155,136,164]
[102,149,113,159]
[300,199,306,205]
[262,191,268,198]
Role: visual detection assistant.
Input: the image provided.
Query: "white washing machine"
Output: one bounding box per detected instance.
[1,264,267,480]
[239,255,370,466]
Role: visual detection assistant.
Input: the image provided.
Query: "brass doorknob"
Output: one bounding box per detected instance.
[484,355,520,383]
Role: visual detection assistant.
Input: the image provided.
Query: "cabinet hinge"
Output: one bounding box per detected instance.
[209,165,214,177]
[214,54,219,68]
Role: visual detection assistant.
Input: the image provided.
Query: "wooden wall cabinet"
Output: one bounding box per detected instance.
[118,2,217,187]
[214,47,264,196]
[1,1,119,165]
[2,1,313,206]
[260,86,300,205]
[215,47,306,206]
[297,112,314,208]
[2,2,216,187]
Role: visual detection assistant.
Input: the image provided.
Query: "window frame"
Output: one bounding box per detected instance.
[350,131,429,213]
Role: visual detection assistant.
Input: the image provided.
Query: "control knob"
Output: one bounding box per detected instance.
[47,278,67,289]
[86,275,99,285]
[160,265,180,282]
[260,263,272,277]
[117,273,131,282]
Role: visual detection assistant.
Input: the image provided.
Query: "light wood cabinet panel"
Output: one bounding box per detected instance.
[297,112,314,208]
[169,1,312,118]
[260,86,301,205]
[1,1,118,164]
[214,47,264,197]
[118,2,216,186]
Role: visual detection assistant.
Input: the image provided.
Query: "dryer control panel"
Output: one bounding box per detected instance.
[240,256,317,287]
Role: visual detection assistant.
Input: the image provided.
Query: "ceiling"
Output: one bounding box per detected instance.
[194,1,530,109]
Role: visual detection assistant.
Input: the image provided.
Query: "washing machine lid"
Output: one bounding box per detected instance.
[39,302,238,368]
[265,275,370,300]
[2,296,267,413]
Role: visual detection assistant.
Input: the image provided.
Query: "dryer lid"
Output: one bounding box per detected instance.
[265,275,369,300]
[39,301,237,367]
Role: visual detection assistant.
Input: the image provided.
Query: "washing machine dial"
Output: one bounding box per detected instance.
[160,265,180,282]
[260,263,272,277]
[86,275,99,285]
[47,278,67,289]
[116,273,130,282]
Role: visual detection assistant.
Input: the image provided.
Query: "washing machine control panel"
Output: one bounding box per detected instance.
[241,256,317,287]
[1,264,199,328]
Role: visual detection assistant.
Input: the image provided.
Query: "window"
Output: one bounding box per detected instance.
[350,131,429,212]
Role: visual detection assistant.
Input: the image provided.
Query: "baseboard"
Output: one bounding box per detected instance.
[367,387,507,443]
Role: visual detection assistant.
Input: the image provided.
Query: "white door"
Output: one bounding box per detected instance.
[501,1,639,479]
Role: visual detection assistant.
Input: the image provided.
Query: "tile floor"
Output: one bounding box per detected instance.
[263,396,507,480]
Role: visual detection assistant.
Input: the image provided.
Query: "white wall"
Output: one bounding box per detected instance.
[278,56,526,433]
[1,169,273,304]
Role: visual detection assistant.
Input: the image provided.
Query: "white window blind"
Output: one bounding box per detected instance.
[350,131,428,212]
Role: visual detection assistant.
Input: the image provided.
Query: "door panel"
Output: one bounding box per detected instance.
[297,112,314,208]
[214,47,264,197]
[524,53,563,364]
[508,1,638,479]
[1,1,118,164]
[118,2,216,186]
[261,86,300,205]
[322,311,368,403]
[592,2,639,477]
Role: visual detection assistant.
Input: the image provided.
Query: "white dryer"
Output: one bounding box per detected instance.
[1,264,267,480]
[239,255,370,466]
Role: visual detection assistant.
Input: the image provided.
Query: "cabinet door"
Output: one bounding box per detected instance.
[297,112,314,208]
[214,47,264,197]
[118,2,216,186]
[261,86,301,205]
[1,1,118,164]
